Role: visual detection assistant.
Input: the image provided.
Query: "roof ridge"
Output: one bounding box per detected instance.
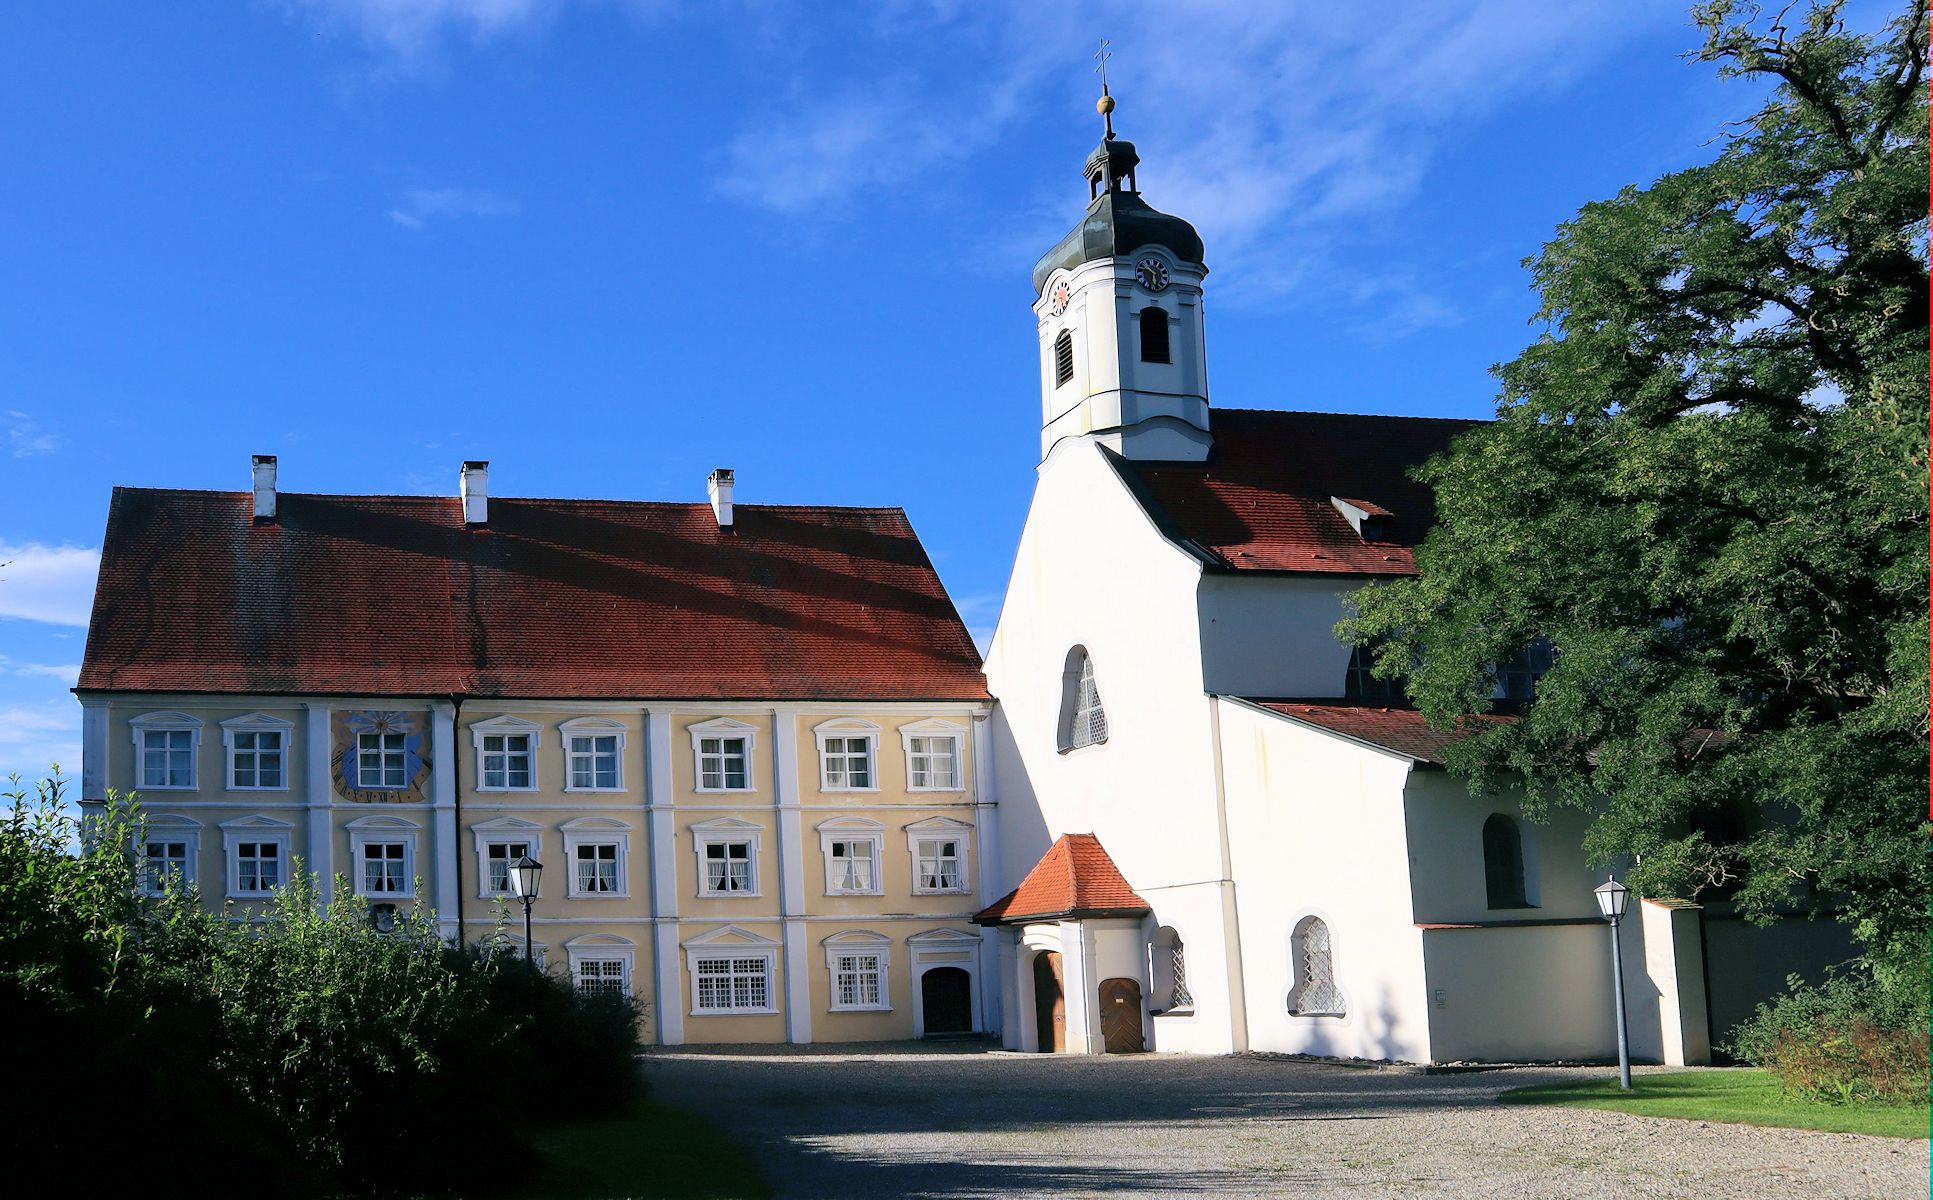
[1213,407,1488,423]
[104,486,907,515]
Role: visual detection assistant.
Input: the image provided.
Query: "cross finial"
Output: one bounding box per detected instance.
[1094,38,1116,138]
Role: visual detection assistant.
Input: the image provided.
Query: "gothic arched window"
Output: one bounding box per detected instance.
[1138,306,1170,364]
[1288,916,1344,1016]
[1057,646,1108,751]
[1483,814,1529,909]
[1053,330,1074,387]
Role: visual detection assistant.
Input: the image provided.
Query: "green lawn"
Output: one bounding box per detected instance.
[522,1099,772,1200]
[1500,1069,1930,1139]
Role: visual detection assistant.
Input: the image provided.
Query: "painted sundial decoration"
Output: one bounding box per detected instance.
[1135,257,1170,292]
[330,710,431,803]
[1048,279,1071,316]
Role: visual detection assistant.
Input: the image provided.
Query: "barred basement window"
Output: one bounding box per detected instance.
[575,958,627,996]
[1288,916,1344,1016]
[1053,329,1074,387]
[1139,306,1171,363]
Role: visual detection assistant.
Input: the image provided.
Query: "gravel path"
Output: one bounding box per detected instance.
[642,1043,1927,1199]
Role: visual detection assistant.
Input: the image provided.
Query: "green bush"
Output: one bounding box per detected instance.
[0,775,645,1198]
[1728,972,1930,1107]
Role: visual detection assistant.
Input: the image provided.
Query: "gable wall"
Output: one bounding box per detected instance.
[1195,573,1358,698]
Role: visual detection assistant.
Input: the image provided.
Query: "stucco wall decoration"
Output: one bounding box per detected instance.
[330,710,430,803]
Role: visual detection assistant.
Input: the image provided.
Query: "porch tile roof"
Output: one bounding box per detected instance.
[973,833,1151,925]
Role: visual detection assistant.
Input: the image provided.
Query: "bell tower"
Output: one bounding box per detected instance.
[1032,78,1211,464]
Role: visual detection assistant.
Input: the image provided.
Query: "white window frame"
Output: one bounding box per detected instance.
[219,713,294,792]
[690,817,763,898]
[130,711,203,791]
[904,817,974,895]
[469,715,541,792]
[688,717,758,793]
[471,816,545,900]
[813,719,880,792]
[823,931,893,1013]
[898,719,966,792]
[135,814,202,896]
[219,814,295,900]
[564,934,636,997]
[355,730,410,789]
[346,815,420,900]
[560,816,631,899]
[816,817,885,897]
[559,716,627,793]
[683,926,780,1015]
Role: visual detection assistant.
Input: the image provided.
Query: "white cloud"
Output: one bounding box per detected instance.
[14,663,81,685]
[389,187,520,229]
[0,543,100,627]
[0,701,82,782]
[5,410,61,458]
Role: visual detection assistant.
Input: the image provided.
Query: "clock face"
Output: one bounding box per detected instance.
[1135,257,1171,292]
[1048,280,1071,316]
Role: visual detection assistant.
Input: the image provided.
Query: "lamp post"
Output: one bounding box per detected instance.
[1594,876,1633,1091]
[507,853,543,972]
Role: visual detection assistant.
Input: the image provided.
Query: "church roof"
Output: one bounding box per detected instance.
[973,833,1151,925]
[1240,699,1514,764]
[1108,409,1485,575]
[78,488,988,701]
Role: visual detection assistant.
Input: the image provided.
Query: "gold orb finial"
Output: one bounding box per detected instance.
[1097,94,1116,116]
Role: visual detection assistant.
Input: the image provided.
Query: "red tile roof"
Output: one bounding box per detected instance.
[973,833,1151,925]
[78,489,988,701]
[1242,699,1514,764]
[1111,409,1484,574]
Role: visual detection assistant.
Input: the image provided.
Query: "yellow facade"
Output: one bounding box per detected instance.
[88,694,994,1046]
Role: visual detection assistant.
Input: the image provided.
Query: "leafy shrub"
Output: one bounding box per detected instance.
[1729,972,1931,1107]
[0,776,645,1198]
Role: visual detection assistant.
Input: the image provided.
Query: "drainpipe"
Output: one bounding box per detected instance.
[448,693,466,946]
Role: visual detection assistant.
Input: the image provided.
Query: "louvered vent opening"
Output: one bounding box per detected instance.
[1054,330,1074,387]
[1139,306,1171,363]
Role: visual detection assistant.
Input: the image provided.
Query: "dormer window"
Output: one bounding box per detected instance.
[1053,330,1074,387]
[1330,497,1393,542]
[1138,307,1170,363]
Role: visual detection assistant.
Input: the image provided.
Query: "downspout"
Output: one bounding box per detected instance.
[1207,695,1251,1052]
[448,692,466,946]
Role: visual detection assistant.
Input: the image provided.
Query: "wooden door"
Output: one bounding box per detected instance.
[920,967,974,1035]
[1032,951,1065,1052]
[1099,976,1145,1053]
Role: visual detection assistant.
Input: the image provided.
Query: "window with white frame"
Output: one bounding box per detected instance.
[132,713,202,790]
[815,720,878,791]
[220,714,292,791]
[704,841,753,894]
[358,732,407,788]
[560,718,626,791]
[471,819,543,899]
[359,841,409,895]
[575,957,628,996]
[688,718,757,792]
[824,933,891,1012]
[485,839,532,894]
[692,955,773,1013]
[481,733,533,789]
[234,840,283,894]
[562,819,631,898]
[899,720,965,791]
[905,819,973,895]
[817,819,883,896]
[140,839,192,895]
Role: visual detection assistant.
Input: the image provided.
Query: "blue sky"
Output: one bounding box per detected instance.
[0,0,1810,779]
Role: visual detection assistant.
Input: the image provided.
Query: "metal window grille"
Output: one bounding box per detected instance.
[1170,941,1194,1009]
[835,954,881,1007]
[576,959,626,996]
[1070,654,1108,748]
[697,956,770,1011]
[1288,917,1344,1016]
[1139,306,1171,363]
[1054,330,1074,387]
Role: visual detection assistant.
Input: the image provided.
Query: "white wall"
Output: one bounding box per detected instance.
[1215,700,1434,1062]
[1196,574,1357,699]
[1401,770,1602,925]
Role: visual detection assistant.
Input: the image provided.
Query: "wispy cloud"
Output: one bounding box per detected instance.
[0,543,100,627]
[389,187,520,229]
[280,0,563,61]
[5,411,61,458]
[0,701,82,781]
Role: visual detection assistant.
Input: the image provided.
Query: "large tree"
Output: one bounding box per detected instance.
[1344,0,1929,985]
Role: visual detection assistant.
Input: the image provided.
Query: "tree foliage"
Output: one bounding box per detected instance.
[1343,1,1929,985]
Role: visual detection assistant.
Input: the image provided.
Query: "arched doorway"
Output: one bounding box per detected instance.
[1032,950,1065,1052]
[920,967,973,1036]
[1098,977,1145,1053]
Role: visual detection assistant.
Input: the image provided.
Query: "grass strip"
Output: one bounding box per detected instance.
[523,1099,773,1199]
[1499,1069,1929,1139]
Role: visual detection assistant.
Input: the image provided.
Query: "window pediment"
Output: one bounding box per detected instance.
[218,814,294,831]
[682,924,778,948]
[559,816,631,833]
[563,932,635,950]
[344,813,420,831]
[468,715,542,746]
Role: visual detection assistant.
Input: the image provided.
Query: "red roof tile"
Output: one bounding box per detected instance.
[78,489,988,701]
[973,833,1151,925]
[1112,409,1484,574]
[1242,699,1514,764]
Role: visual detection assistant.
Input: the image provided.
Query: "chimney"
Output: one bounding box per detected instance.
[251,454,278,522]
[460,461,489,526]
[708,468,735,527]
